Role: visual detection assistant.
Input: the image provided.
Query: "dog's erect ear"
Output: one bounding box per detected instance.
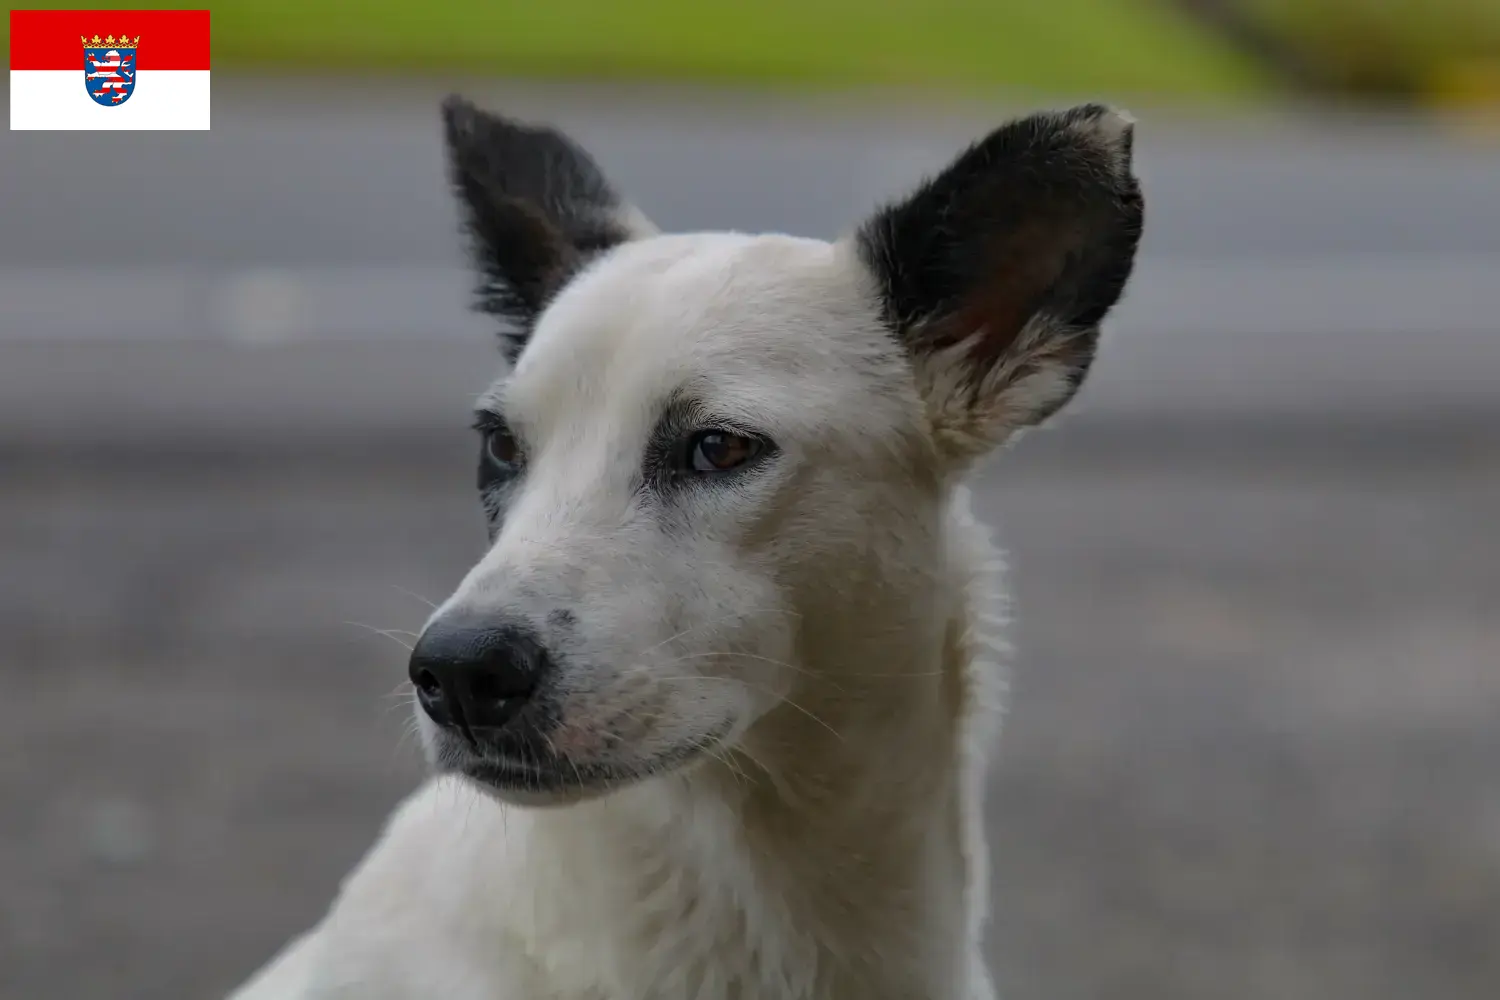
[857,104,1143,460]
[442,95,658,360]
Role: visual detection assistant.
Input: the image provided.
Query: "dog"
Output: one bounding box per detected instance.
[228,93,1143,1000]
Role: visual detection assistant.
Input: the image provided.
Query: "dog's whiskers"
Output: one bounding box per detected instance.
[390,585,440,611]
[391,714,427,766]
[344,621,417,652]
[649,674,845,743]
[649,650,845,690]
[632,608,804,658]
[382,690,417,718]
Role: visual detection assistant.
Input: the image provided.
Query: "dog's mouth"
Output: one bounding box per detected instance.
[438,722,735,803]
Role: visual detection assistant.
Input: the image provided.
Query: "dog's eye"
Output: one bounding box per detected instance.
[484,427,520,468]
[687,431,762,473]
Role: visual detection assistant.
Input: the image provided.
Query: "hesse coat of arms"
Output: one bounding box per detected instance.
[83,33,139,106]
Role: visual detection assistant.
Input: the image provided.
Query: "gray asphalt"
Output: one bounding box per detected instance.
[5,79,1500,265]
[3,79,1500,435]
[1,79,1498,1000]
[3,79,1498,422]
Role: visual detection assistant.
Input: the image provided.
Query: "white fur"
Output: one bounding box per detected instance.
[227,119,1130,992]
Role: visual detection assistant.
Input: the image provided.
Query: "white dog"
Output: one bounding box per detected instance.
[229,94,1143,1000]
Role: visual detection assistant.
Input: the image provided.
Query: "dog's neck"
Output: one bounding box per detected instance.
[523,493,1001,997]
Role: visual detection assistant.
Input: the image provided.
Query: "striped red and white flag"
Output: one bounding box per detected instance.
[9,9,211,130]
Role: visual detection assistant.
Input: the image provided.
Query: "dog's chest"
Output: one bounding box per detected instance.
[501,805,827,1000]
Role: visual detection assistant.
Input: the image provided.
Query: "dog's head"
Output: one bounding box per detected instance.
[411,96,1143,804]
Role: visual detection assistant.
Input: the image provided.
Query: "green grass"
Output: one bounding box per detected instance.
[7,1,1271,99]
[1244,0,1500,98]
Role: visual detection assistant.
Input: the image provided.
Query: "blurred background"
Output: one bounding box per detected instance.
[2,2,1498,998]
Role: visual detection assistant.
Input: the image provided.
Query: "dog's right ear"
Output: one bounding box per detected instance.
[442,95,658,361]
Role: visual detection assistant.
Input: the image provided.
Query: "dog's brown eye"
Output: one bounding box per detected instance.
[689,431,762,473]
[485,427,519,467]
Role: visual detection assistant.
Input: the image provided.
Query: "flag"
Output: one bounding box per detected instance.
[10,9,210,130]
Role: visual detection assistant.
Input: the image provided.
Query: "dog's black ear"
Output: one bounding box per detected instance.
[858,104,1143,458]
[442,95,657,361]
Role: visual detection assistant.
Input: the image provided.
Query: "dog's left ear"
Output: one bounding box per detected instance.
[442,95,658,361]
[857,104,1144,460]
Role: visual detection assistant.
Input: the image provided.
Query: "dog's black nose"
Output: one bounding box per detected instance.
[408,620,545,738]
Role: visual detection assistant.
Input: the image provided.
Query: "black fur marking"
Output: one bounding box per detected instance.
[473,411,523,540]
[858,104,1144,425]
[478,479,519,543]
[442,95,637,362]
[638,388,776,500]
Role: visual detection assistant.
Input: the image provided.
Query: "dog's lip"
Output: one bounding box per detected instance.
[460,756,569,790]
[449,722,736,796]
[452,742,551,780]
[468,752,544,775]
